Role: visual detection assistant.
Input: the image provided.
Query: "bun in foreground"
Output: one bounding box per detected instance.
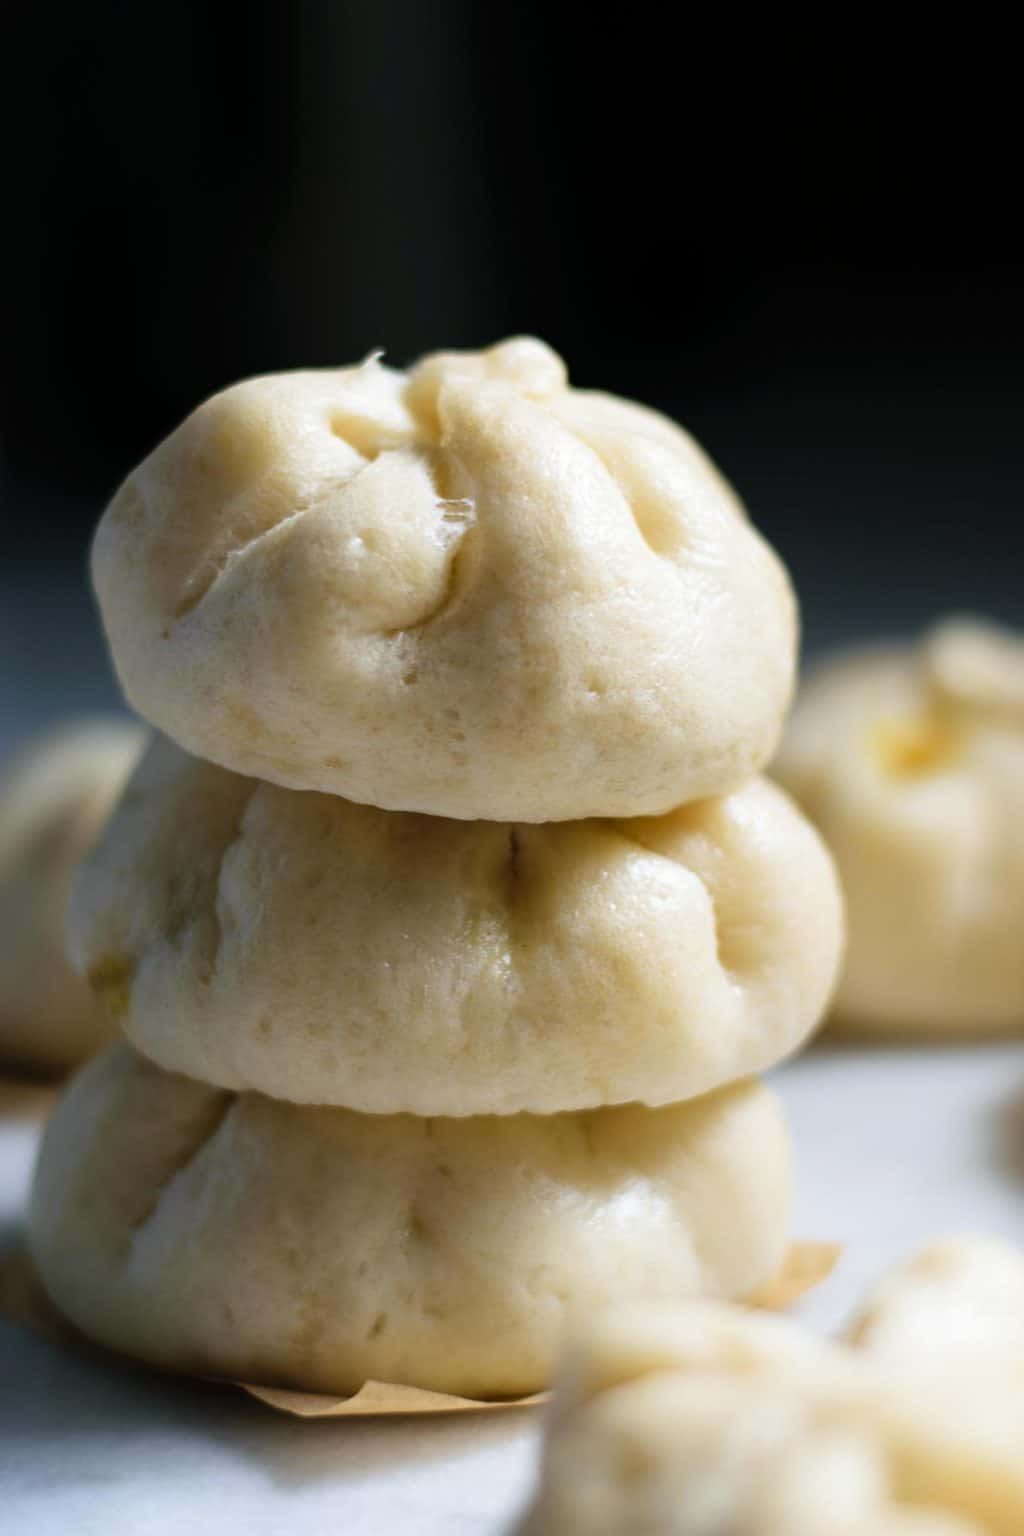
[518,1236,1024,1534]
[775,618,1024,1034]
[0,720,144,1071]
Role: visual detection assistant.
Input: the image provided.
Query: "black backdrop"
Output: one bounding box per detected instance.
[4,2,1022,654]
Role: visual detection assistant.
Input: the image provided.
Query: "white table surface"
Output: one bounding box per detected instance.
[2,1041,1022,1535]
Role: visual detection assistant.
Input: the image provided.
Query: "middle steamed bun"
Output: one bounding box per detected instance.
[91,337,796,821]
[69,736,843,1116]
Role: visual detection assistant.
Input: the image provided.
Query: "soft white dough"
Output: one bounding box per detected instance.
[68,738,843,1114]
[29,1046,792,1398]
[0,720,145,1071]
[91,337,796,821]
[846,1236,1024,1376]
[518,1236,1024,1535]
[775,618,1024,1034]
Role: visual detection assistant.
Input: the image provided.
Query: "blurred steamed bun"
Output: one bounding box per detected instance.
[70,737,842,1114]
[518,1235,1024,1534]
[30,1046,791,1398]
[0,720,144,1072]
[775,618,1024,1034]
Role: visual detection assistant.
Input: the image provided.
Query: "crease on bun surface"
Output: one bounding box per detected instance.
[0,720,145,1072]
[92,337,796,821]
[775,617,1024,1034]
[29,1046,791,1398]
[69,737,843,1114]
[518,1235,1024,1535]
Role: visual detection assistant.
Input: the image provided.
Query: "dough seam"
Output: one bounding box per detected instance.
[128,1091,234,1245]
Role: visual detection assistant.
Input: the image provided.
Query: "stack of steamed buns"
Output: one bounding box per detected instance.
[29,338,844,1397]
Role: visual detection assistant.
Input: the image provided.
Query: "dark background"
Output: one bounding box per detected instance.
[2,3,1022,740]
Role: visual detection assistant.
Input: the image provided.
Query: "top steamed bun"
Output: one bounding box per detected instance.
[92,338,796,821]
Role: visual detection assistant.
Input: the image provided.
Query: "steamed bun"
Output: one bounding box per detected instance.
[29,1046,791,1398]
[0,721,144,1071]
[775,619,1024,1034]
[91,337,796,821]
[69,737,842,1114]
[846,1236,1024,1376]
[519,1237,1024,1535]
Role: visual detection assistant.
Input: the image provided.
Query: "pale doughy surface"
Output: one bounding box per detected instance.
[0,721,145,1071]
[775,619,1024,1034]
[519,1237,1024,1535]
[91,337,796,821]
[69,740,842,1113]
[29,1046,791,1398]
[846,1236,1024,1375]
